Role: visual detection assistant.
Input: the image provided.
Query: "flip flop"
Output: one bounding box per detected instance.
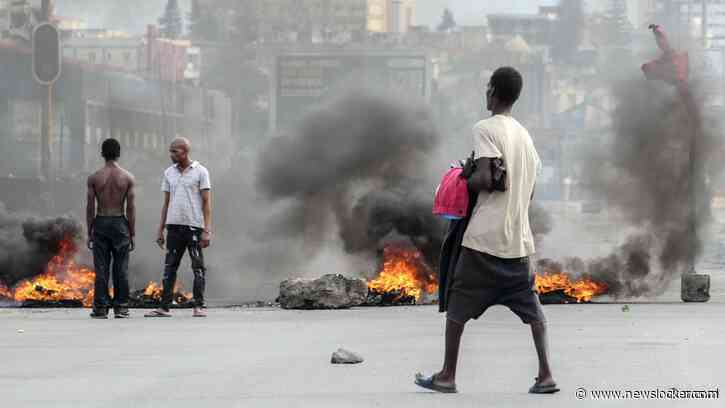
[414,372,458,394]
[529,378,560,394]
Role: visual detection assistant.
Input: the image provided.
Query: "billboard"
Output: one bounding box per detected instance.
[271,51,430,131]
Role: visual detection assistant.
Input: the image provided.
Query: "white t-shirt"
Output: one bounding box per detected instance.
[161,161,211,229]
[462,115,541,259]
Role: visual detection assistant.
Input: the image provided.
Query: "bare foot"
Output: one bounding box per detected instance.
[432,372,455,387]
[535,376,556,387]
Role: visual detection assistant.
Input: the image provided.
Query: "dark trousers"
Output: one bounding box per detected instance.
[161,224,206,310]
[92,216,131,310]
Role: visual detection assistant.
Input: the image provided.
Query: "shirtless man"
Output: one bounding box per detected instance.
[86,138,136,319]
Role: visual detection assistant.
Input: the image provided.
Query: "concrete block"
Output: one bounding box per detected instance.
[681,273,710,302]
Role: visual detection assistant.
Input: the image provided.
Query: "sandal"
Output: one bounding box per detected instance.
[414,372,458,394]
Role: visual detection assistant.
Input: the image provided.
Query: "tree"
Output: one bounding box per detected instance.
[158,0,183,39]
[437,8,456,33]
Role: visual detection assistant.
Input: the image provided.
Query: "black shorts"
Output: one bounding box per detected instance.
[446,247,546,325]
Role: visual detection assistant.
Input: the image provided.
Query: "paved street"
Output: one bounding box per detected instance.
[2,296,724,408]
[3,204,724,407]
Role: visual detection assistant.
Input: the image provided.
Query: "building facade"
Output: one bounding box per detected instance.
[194,0,412,40]
[0,40,232,183]
[62,36,142,72]
[486,11,557,47]
[654,0,725,47]
[195,0,370,43]
[367,0,415,33]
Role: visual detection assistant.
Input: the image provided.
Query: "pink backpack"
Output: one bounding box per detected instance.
[433,167,470,220]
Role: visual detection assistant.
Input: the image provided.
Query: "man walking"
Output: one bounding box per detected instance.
[87,138,136,319]
[146,137,212,318]
[415,67,558,393]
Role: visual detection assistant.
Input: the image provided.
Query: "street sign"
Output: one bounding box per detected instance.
[32,22,61,85]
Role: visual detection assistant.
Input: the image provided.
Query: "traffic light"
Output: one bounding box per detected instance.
[33,22,61,85]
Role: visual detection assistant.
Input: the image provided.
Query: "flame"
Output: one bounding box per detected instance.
[141,280,192,302]
[0,236,194,307]
[0,236,95,307]
[368,245,438,301]
[0,283,12,299]
[535,272,608,302]
[143,281,163,298]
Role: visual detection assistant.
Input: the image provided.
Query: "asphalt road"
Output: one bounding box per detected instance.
[1,298,724,407]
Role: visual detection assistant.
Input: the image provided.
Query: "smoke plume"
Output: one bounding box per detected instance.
[255,91,445,273]
[0,203,83,285]
[555,79,723,298]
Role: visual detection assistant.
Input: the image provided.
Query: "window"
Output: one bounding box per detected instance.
[89,52,96,64]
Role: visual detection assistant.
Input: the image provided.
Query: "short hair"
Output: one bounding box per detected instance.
[170,137,191,152]
[490,67,523,107]
[101,138,121,161]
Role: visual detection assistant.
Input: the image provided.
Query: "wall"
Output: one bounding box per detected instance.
[62,37,142,72]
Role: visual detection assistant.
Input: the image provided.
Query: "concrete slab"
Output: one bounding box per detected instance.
[1,302,723,408]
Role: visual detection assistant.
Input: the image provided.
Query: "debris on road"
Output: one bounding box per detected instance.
[331,348,364,364]
[279,274,367,309]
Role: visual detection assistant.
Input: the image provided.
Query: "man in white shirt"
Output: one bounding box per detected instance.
[415,67,558,394]
[145,137,212,318]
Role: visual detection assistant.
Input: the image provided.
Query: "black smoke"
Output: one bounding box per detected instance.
[0,203,83,286]
[551,78,723,299]
[530,202,553,246]
[255,91,445,270]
